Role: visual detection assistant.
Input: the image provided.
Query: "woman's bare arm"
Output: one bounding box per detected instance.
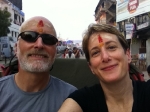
[58,98,83,112]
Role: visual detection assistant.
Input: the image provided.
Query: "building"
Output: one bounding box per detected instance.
[95,0,116,25]
[116,0,150,70]
[0,0,24,39]
[8,0,22,10]
[94,0,150,71]
[0,0,24,57]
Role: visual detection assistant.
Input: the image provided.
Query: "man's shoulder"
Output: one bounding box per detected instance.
[0,75,13,83]
[0,75,14,90]
[50,76,77,90]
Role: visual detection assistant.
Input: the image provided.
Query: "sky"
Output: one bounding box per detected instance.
[22,0,99,41]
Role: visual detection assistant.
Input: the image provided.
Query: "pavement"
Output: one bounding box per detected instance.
[0,59,149,81]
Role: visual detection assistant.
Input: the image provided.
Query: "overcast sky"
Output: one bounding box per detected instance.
[22,0,99,40]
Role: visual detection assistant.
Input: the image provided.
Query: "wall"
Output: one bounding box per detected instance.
[130,38,140,54]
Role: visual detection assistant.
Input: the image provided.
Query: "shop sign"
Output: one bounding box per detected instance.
[116,0,150,22]
[125,24,135,31]
[137,22,149,30]
[127,0,139,14]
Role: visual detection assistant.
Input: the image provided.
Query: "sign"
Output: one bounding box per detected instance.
[0,37,11,57]
[125,24,135,39]
[126,31,133,39]
[127,0,139,14]
[116,0,150,22]
[139,53,146,59]
[125,24,135,31]
[137,22,149,30]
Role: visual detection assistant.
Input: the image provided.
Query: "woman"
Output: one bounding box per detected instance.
[59,24,150,112]
[62,48,68,58]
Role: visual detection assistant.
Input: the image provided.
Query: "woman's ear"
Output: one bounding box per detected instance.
[126,48,131,63]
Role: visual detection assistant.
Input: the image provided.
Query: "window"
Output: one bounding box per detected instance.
[14,13,17,20]
[5,7,7,10]
[3,44,8,48]
[11,31,13,37]
[15,32,16,37]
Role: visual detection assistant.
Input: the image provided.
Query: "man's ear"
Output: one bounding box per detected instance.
[126,48,131,63]
[88,62,95,74]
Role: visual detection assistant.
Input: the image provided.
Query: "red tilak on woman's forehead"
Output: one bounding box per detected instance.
[98,35,103,43]
[98,34,104,47]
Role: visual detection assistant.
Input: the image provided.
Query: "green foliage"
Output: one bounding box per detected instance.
[0,8,11,37]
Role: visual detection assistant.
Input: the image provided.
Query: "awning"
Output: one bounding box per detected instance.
[136,26,150,39]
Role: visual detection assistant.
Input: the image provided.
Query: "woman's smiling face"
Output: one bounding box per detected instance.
[88,32,131,84]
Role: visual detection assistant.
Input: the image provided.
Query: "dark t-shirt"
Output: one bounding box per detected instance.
[68,81,150,112]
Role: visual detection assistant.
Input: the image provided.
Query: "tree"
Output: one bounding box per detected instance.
[0,8,11,37]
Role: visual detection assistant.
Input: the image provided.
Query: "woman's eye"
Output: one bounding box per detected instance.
[108,46,117,50]
[92,51,100,56]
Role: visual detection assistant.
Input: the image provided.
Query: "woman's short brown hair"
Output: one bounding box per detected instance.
[82,23,129,62]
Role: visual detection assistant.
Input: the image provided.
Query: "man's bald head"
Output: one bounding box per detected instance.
[20,16,57,37]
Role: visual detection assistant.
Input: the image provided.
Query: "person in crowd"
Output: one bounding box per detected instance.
[65,49,75,59]
[62,48,68,58]
[73,47,80,58]
[56,41,62,54]
[0,16,77,112]
[59,24,150,112]
[147,65,150,77]
[79,48,84,56]
[57,41,62,46]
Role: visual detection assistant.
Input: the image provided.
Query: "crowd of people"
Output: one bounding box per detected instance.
[1,16,150,112]
[61,47,84,59]
[56,37,84,59]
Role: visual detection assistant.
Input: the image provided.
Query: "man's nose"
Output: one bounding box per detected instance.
[34,37,44,48]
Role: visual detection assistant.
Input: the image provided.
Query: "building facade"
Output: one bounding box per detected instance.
[95,0,116,26]
[8,0,22,10]
[0,0,24,39]
[116,0,150,70]
[0,0,24,57]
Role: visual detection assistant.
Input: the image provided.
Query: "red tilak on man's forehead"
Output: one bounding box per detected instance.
[37,20,44,27]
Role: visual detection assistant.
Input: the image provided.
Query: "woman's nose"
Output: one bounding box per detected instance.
[101,49,110,62]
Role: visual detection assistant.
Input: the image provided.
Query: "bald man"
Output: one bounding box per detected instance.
[0,16,77,112]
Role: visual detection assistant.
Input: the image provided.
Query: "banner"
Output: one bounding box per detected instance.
[125,24,135,39]
[116,0,150,22]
